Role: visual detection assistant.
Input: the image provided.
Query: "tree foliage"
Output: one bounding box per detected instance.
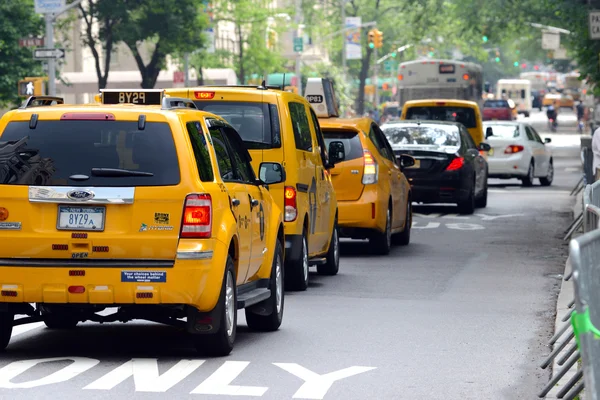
[0,0,44,108]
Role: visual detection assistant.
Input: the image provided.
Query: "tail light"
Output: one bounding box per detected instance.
[445,157,464,171]
[362,150,378,184]
[284,186,297,222]
[504,145,524,154]
[181,194,212,238]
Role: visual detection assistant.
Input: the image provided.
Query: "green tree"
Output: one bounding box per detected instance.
[0,0,44,108]
[118,0,207,88]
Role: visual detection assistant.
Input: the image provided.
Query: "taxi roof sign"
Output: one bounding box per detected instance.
[304,77,340,118]
[100,89,164,105]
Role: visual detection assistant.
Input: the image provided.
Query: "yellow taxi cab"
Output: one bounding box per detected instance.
[305,78,413,255]
[0,90,287,356]
[543,93,561,107]
[400,99,484,146]
[165,83,340,292]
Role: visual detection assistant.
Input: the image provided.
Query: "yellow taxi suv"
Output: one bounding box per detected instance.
[165,84,340,292]
[305,78,413,255]
[401,99,484,146]
[0,90,287,357]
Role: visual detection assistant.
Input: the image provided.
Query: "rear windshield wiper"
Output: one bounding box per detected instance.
[91,168,154,177]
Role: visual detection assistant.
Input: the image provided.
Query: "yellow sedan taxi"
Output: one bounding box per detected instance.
[305,78,414,255]
[0,90,286,356]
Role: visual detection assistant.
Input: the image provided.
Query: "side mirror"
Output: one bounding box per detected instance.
[544,137,552,143]
[399,154,415,168]
[328,141,346,164]
[258,162,286,185]
[485,127,494,139]
[478,142,491,151]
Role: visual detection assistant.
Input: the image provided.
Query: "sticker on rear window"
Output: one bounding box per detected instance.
[121,271,166,283]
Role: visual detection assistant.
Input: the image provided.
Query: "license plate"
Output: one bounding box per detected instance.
[408,159,421,168]
[57,206,106,231]
[488,148,494,156]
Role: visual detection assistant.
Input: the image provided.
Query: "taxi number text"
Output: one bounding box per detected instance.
[57,206,105,231]
[102,91,162,105]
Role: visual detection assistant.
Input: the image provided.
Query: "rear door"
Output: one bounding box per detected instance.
[0,118,185,264]
[529,126,550,175]
[322,128,365,201]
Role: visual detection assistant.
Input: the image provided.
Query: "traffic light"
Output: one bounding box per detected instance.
[391,51,397,58]
[495,57,500,63]
[368,30,375,49]
[482,36,488,43]
[534,65,540,70]
[18,77,46,97]
[373,29,383,49]
[521,63,527,68]
[513,61,519,67]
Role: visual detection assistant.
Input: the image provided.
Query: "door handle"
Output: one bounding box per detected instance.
[231,198,240,207]
[250,198,259,209]
[388,170,392,175]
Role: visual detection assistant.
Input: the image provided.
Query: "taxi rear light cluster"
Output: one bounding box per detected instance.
[504,145,524,154]
[68,286,85,294]
[93,246,109,252]
[181,194,212,238]
[362,150,378,185]
[69,270,85,276]
[137,292,153,299]
[72,233,88,239]
[1,290,17,297]
[284,186,297,222]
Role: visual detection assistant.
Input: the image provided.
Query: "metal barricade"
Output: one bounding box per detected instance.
[570,229,600,400]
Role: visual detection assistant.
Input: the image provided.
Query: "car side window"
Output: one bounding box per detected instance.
[462,127,478,149]
[186,121,215,182]
[368,124,391,160]
[289,102,313,152]
[309,108,329,166]
[530,127,544,144]
[524,126,536,141]
[222,126,256,183]
[208,126,237,181]
[374,125,395,162]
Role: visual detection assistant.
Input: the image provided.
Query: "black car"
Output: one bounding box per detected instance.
[380,120,490,215]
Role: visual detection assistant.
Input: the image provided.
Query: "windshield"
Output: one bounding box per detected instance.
[194,101,281,149]
[404,106,477,129]
[484,100,509,108]
[484,124,521,139]
[0,121,180,187]
[381,124,461,151]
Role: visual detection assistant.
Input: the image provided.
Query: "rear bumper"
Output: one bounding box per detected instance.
[0,238,228,313]
[487,154,529,177]
[407,173,470,204]
[337,186,384,233]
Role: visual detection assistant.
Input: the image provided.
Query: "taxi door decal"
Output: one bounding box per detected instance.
[259,202,265,241]
[308,177,317,235]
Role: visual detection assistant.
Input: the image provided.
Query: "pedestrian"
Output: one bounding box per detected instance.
[593,124,600,176]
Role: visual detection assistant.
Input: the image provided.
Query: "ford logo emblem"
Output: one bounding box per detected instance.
[67,190,94,201]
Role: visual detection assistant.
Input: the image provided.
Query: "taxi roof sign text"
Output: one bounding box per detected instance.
[101,89,164,105]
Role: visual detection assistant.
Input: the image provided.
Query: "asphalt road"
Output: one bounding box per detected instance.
[0,110,582,400]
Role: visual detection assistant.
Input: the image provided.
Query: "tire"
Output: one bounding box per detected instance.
[246,240,284,331]
[285,232,309,291]
[522,162,534,187]
[392,199,411,246]
[457,185,475,215]
[43,314,78,329]
[370,206,392,255]
[0,312,13,351]
[318,218,340,276]
[196,256,237,356]
[475,176,488,208]
[540,160,554,186]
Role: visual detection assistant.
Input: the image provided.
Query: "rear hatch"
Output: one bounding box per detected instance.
[393,146,455,175]
[483,124,522,158]
[322,129,365,201]
[0,119,184,264]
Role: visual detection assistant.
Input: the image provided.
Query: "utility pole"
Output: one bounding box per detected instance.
[42,0,84,96]
[294,0,303,95]
[373,47,379,109]
[184,53,190,86]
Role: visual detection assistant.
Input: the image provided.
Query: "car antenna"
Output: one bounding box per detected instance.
[281,73,286,91]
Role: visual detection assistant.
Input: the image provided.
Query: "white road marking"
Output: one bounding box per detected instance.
[488,189,571,194]
[85,358,204,392]
[0,357,99,388]
[446,223,484,230]
[564,167,580,172]
[477,213,525,221]
[11,322,44,338]
[191,361,268,396]
[441,213,470,219]
[273,363,376,400]
[413,213,441,218]
[412,222,441,229]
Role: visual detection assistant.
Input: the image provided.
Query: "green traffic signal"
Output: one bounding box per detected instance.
[428,51,434,57]
[495,57,500,62]
[513,61,519,67]
[482,36,488,42]
[391,52,397,57]
[369,43,375,49]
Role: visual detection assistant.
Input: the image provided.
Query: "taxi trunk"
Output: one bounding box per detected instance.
[0,119,185,264]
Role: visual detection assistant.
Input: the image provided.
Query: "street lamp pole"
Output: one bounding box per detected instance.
[341,0,348,83]
[295,0,303,95]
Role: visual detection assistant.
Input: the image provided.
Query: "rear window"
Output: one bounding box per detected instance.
[194,101,281,149]
[484,124,520,139]
[381,124,460,148]
[383,106,399,117]
[322,130,363,161]
[0,121,180,187]
[405,106,477,129]
[484,100,509,108]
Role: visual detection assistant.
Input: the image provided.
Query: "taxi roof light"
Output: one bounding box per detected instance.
[181,194,212,238]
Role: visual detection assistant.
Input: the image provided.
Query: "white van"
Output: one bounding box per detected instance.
[496,79,532,117]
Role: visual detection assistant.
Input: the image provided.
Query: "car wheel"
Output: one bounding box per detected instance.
[370,207,392,255]
[318,219,340,276]
[285,232,309,291]
[43,313,78,329]
[392,199,411,246]
[522,162,534,187]
[0,312,13,351]
[475,175,488,208]
[246,239,284,331]
[196,256,237,356]
[540,160,554,186]
[457,185,475,215]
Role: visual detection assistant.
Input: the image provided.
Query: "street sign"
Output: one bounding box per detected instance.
[34,0,65,14]
[542,30,560,50]
[293,37,303,53]
[33,48,65,60]
[590,10,600,39]
[19,37,45,47]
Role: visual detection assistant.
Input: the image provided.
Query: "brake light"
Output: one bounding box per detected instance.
[446,157,464,171]
[398,74,404,81]
[362,150,378,184]
[462,74,469,80]
[284,186,297,222]
[504,145,524,154]
[181,194,212,238]
[194,91,216,100]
